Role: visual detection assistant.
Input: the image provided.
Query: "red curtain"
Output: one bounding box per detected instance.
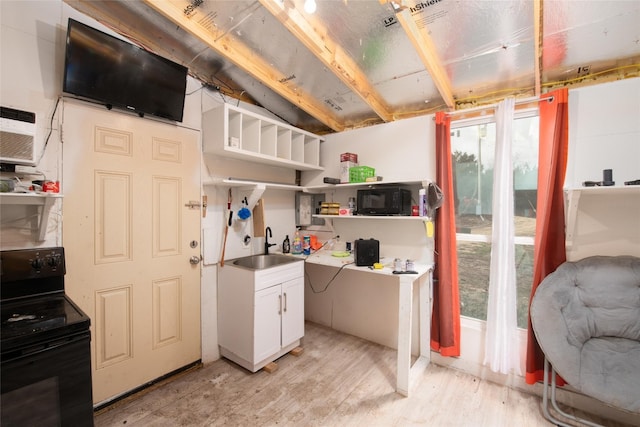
[431,111,461,357]
[525,88,569,384]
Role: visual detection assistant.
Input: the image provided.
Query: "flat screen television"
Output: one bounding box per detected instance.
[63,18,188,122]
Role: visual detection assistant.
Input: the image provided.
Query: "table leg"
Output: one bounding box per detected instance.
[396,275,413,396]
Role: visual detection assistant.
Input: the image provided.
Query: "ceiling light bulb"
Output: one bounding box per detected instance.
[304,0,317,14]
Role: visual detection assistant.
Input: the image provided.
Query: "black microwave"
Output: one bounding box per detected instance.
[357,187,412,216]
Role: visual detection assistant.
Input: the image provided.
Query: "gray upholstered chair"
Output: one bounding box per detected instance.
[530,255,640,426]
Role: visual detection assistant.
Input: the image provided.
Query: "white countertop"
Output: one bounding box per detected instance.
[303,250,433,277]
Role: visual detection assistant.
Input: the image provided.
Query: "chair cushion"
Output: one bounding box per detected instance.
[580,337,640,412]
[531,255,640,413]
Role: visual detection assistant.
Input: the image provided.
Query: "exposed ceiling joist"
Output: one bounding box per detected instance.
[382,0,454,109]
[143,0,345,131]
[259,0,395,123]
[62,0,640,135]
[533,0,542,96]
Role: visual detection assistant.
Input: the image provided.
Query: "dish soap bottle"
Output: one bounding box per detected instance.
[292,229,302,255]
[282,235,290,254]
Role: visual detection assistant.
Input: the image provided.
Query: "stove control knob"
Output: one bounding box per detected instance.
[31,258,44,270]
[48,256,60,267]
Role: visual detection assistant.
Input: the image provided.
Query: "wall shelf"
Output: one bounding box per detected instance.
[202,178,434,213]
[203,178,303,191]
[203,104,324,171]
[0,193,63,241]
[305,179,431,192]
[203,178,304,210]
[564,185,640,250]
[313,214,428,221]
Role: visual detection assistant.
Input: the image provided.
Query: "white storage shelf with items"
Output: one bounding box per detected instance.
[307,180,441,222]
[202,103,324,171]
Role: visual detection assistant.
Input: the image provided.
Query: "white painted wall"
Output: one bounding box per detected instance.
[566,78,640,188]
[302,114,437,187]
[565,78,640,261]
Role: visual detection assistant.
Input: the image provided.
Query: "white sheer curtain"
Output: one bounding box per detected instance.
[484,97,521,375]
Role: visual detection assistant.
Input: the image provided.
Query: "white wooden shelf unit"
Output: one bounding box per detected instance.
[203,103,324,171]
[564,185,640,249]
[0,193,63,241]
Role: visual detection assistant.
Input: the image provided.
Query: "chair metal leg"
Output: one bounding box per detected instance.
[541,357,604,427]
[542,357,573,426]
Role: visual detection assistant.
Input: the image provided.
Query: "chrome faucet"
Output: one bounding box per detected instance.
[264,226,276,255]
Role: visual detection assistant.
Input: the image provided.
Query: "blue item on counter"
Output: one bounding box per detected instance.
[303,235,311,255]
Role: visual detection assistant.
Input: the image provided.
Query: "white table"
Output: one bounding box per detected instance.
[304,252,433,396]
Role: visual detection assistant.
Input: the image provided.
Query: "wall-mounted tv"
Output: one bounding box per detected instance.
[63,18,188,122]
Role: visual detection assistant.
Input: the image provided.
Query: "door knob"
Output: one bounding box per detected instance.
[189,256,200,265]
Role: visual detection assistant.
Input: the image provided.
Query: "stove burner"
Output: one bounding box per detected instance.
[2,313,66,335]
[1,295,79,345]
[6,314,38,322]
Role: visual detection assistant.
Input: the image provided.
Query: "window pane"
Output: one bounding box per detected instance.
[453,116,539,328]
[457,241,490,320]
[516,244,535,329]
[460,242,534,326]
[513,116,539,238]
[452,123,496,236]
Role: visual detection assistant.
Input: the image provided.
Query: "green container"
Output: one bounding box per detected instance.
[349,166,375,183]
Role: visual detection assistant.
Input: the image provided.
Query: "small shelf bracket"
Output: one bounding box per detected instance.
[564,189,581,249]
[238,183,266,211]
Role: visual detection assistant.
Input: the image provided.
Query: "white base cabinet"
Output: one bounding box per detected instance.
[218,260,305,372]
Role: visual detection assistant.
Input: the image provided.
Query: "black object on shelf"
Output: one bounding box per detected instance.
[602,169,615,186]
[323,177,340,184]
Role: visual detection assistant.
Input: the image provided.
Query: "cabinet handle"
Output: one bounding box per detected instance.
[278,295,282,315]
[283,292,287,313]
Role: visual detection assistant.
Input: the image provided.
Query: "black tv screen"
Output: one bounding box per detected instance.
[63,18,188,122]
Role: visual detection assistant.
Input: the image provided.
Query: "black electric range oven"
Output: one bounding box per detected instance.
[1,247,94,426]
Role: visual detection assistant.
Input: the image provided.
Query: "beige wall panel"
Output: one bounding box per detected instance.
[95,171,132,263]
[95,127,133,156]
[152,137,182,163]
[153,276,182,348]
[152,177,181,257]
[96,286,133,368]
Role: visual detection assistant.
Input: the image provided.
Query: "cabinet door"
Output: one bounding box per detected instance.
[254,285,282,363]
[281,277,305,347]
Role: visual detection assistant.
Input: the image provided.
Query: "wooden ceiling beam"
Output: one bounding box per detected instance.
[381,0,454,109]
[142,0,345,132]
[533,0,542,96]
[259,0,395,123]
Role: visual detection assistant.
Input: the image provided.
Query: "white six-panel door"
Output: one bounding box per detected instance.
[62,100,201,404]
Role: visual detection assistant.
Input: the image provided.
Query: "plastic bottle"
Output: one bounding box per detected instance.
[292,229,302,254]
[282,235,290,254]
[419,188,426,216]
[302,235,311,255]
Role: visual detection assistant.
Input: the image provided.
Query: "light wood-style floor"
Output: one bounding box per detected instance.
[94,322,633,427]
